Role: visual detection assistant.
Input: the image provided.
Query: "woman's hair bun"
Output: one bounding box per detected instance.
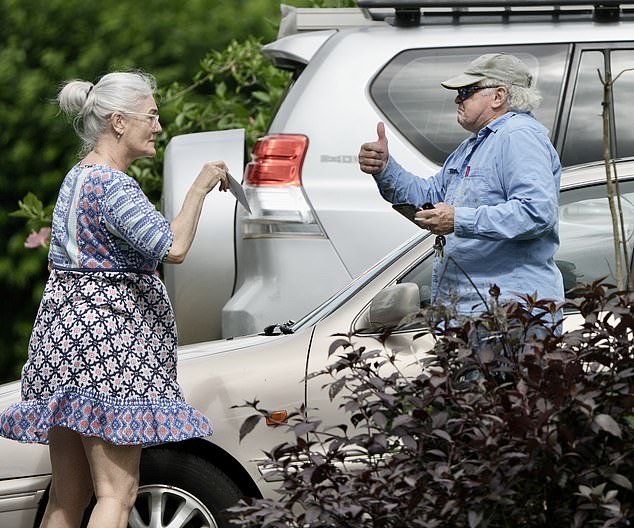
[57,80,94,116]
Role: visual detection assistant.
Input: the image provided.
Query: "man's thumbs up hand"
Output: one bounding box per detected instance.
[358,121,389,175]
[376,121,387,145]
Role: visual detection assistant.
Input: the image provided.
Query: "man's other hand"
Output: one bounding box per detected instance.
[415,203,455,235]
[358,122,389,175]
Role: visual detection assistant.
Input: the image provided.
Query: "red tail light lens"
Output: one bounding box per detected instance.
[245,134,309,187]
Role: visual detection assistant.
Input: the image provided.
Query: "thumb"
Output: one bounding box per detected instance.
[376,122,387,144]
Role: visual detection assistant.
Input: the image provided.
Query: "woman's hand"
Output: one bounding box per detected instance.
[193,161,230,194]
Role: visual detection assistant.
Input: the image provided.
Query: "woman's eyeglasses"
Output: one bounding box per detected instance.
[455,85,500,102]
[121,111,160,126]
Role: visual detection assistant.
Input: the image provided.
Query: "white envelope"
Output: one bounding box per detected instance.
[227,172,251,214]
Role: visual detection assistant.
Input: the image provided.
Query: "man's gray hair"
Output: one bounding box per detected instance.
[479,78,542,113]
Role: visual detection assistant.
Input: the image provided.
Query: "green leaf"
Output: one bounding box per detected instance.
[239,414,262,442]
[594,414,622,438]
[609,473,632,490]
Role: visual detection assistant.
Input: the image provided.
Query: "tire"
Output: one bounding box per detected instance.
[128,447,243,528]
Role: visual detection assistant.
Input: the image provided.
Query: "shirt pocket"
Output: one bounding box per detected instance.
[454,169,491,208]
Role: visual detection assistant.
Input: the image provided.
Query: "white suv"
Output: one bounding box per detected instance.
[163,1,634,343]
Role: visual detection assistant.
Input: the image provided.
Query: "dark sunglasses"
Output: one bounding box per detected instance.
[455,85,500,102]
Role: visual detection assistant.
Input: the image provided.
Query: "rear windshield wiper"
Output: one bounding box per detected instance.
[263,320,295,335]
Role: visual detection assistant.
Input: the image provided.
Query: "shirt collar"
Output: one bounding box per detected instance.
[478,111,534,138]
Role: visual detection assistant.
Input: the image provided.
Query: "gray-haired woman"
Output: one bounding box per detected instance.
[0,71,227,528]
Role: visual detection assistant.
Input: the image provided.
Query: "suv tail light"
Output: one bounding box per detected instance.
[242,134,325,239]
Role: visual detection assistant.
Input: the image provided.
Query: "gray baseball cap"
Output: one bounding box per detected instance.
[441,53,534,89]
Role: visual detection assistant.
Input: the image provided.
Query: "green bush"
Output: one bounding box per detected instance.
[230,283,634,527]
[1,0,356,381]
[0,0,289,382]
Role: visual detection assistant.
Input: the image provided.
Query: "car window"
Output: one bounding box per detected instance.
[396,179,634,305]
[557,179,634,292]
[398,253,434,308]
[370,44,568,165]
[562,49,634,166]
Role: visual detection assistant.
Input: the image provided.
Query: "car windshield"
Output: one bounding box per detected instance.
[291,232,429,331]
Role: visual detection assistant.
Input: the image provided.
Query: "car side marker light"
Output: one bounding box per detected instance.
[266,410,289,426]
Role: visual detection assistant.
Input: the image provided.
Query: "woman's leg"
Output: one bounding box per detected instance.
[81,435,142,528]
[40,426,94,528]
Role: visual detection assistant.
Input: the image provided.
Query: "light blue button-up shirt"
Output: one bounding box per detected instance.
[375,111,564,314]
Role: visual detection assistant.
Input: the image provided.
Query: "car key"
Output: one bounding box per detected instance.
[422,203,446,259]
[433,234,446,259]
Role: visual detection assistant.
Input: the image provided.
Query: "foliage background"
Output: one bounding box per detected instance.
[0,0,350,383]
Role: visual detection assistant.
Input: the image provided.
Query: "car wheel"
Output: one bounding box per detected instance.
[127,447,243,528]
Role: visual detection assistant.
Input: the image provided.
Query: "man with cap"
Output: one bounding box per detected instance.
[358,53,564,316]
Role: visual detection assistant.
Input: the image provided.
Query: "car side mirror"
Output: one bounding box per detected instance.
[365,283,421,329]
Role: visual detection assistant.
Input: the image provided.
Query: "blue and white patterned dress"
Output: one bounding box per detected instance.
[0,163,212,445]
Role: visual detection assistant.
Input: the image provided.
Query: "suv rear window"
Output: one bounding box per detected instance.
[370,44,568,165]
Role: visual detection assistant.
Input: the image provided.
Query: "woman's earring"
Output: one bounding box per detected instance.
[117,132,122,141]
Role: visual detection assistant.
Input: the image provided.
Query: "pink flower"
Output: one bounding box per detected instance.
[24,227,51,249]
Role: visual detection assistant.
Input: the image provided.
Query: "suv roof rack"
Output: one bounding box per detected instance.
[357,0,634,26]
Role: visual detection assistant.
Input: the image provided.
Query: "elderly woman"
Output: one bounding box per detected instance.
[0,71,227,528]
